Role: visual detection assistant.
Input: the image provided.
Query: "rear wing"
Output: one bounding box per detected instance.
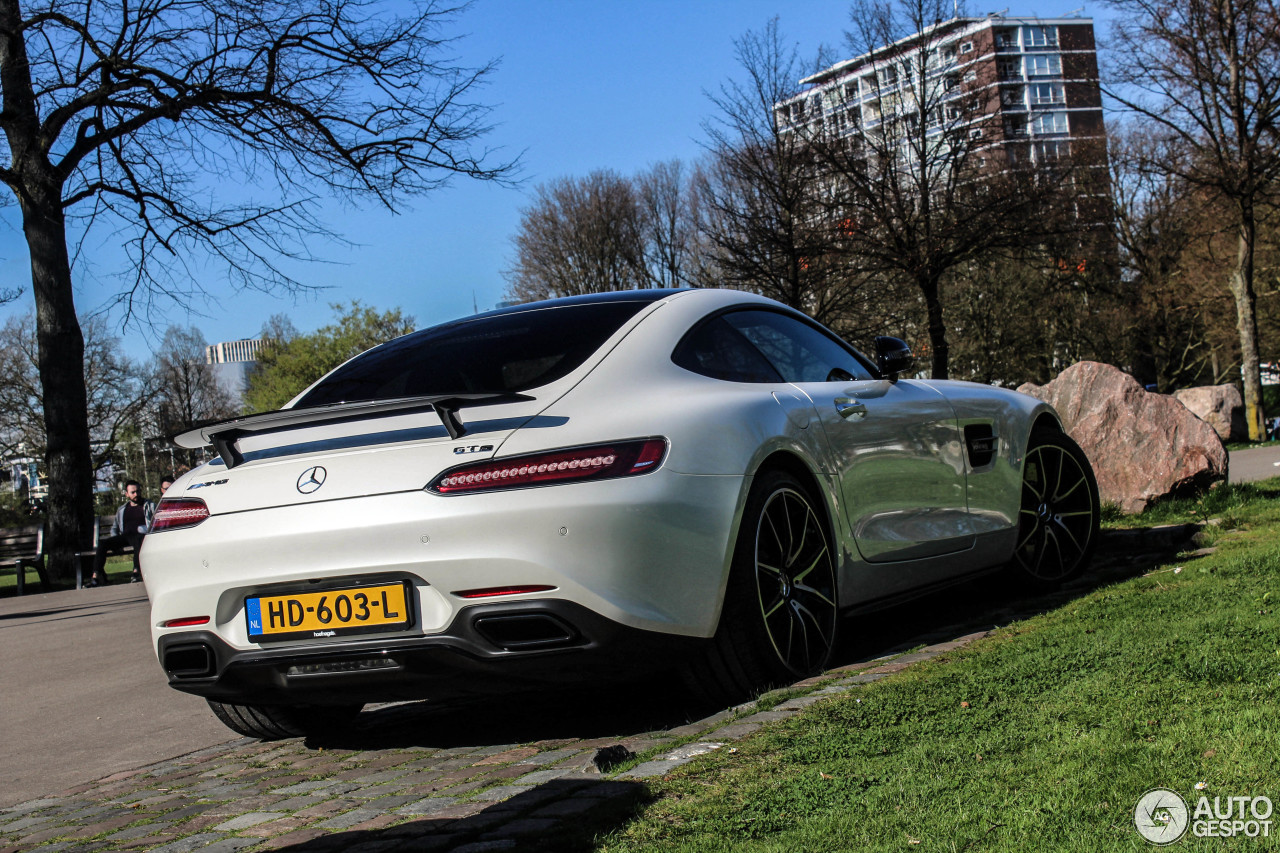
[173,393,533,469]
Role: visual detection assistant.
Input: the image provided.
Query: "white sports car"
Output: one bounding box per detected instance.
[147,288,1099,739]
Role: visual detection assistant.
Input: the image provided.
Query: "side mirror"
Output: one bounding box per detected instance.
[874,336,915,380]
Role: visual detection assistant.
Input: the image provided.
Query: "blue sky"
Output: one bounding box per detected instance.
[0,1,1099,362]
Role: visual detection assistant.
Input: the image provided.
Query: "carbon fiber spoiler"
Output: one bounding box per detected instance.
[172,393,534,469]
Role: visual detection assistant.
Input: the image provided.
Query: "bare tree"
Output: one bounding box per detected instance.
[696,19,870,332]
[1104,0,1280,438]
[505,170,648,302]
[636,160,701,289]
[0,313,149,479]
[0,0,515,580]
[150,327,239,465]
[801,0,1088,378]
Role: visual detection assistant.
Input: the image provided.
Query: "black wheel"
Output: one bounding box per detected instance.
[206,700,363,740]
[1011,430,1099,587]
[687,469,839,705]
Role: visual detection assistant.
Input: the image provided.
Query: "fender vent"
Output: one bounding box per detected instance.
[964,424,999,468]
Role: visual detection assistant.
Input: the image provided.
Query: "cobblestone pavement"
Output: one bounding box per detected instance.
[0,527,1196,853]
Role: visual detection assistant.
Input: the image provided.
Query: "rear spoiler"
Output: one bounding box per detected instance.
[172,393,534,469]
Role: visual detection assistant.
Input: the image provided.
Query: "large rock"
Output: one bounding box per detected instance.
[1018,361,1227,513]
[1173,384,1247,442]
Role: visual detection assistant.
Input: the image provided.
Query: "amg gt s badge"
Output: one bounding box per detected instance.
[454,444,494,455]
[188,478,228,489]
[297,466,327,494]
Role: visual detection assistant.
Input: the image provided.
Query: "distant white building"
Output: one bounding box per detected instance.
[205,338,263,401]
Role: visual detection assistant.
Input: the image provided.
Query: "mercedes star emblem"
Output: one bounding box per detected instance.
[296,466,327,494]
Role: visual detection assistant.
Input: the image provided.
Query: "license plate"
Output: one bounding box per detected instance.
[246,582,412,642]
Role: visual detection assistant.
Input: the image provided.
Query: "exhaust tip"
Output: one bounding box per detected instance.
[474,613,580,651]
[163,643,215,678]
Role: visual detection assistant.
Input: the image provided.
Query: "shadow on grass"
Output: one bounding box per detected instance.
[269,778,648,852]
[304,534,1183,757]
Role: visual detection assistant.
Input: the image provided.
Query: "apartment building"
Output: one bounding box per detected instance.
[780,14,1106,172]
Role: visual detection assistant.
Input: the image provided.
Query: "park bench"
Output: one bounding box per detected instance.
[0,524,46,596]
[74,515,139,588]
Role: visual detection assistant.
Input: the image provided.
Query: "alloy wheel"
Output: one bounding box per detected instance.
[753,487,838,675]
[1015,441,1096,581]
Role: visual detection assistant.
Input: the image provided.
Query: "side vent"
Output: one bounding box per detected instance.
[964,424,999,468]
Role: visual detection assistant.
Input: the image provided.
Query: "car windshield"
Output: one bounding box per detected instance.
[293,301,650,408]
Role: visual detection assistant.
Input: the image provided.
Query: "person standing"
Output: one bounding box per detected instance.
[88,480,155,586]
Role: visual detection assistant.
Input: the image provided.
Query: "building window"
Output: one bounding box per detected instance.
[969,127,983,139]
[1005,116,1028,137]
[1026,55,1063,77]
[844,82,859,102]
[1035,140,1071,161]
[1032,111,1069,134]
[994,28,1017,49]
[997,60,1021,81]
[1023,26,1059,47]
[1031,83,1065,105]
[942,43,957,61]
[1002,86,1026,107]
[963,69,978,83]
[960,41,974,54]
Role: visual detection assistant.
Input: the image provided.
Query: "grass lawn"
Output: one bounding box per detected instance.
[600,481,1280,852]
[0,554,139,595]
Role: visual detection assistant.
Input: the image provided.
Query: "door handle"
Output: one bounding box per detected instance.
[834,398,867,419]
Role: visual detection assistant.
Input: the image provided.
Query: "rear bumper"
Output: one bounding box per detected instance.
[158,598,704,705]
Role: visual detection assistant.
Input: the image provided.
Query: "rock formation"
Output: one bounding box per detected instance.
[1173,384,1247,443]
[1018,362,1227,513]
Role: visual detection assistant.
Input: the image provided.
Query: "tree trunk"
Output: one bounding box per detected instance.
[1,0,95,582]
[1229,211,1264,441]
[22,177,94,583]
[921,275,949,379]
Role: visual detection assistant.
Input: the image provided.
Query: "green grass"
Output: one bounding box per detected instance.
[599,483,1280,852]
[0,554,138,595]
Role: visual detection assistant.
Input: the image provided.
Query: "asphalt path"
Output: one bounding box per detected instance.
[0,583,234,809]
[1228,443,1280,483]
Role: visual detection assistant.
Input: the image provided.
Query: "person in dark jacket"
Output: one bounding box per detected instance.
[88,480,155,586]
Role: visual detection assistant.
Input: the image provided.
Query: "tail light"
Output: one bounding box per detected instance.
[429,438,667,495]
[151,498,211,532]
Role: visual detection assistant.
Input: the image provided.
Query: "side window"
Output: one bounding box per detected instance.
[672,317,784,383]
[722,310,875,383]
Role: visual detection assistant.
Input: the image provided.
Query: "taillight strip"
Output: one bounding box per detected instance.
[151,498,211,532]
[429,438,667,495]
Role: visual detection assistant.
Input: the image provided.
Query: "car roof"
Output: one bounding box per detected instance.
[472,289,686,321]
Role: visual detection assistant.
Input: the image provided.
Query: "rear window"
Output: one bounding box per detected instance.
[294,301,648,407]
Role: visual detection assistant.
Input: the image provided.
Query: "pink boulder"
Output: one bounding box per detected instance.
[1173,384,1247,442]
[1018,361,1227,513]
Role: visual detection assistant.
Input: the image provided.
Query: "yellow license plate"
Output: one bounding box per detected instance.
[246,582,411,641]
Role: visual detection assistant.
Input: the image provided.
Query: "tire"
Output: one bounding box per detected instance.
[206,700,363,740]
[1009,429,1100,588]
[687,469,839,706]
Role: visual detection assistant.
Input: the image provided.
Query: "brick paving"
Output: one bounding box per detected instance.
[0,629,994,853]
[0,527,1197,852]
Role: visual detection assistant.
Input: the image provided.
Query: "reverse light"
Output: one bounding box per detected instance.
[150,498,211,532]
[453,585,557,599]
[429,438,667,495]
